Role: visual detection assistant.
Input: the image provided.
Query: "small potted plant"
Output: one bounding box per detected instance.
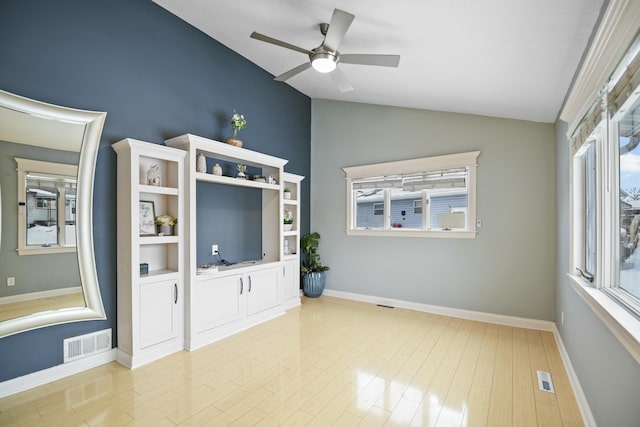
[236,163,247,179]
[155,214,177,236]
[284,208,294,231]
[283,188,291,200]
[300,232,329,297]
[226,110,247,147]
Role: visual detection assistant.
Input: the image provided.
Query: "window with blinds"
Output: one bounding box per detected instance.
[343,151,479,238]
[570,32,640,320]
[15,158,78,255]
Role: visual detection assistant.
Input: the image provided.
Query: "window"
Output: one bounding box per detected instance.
[16,158,77,255]
[614,96,640,308]
[573,138,599,280]
[344,151,479,238]
[413,199,422,214]
[569,33,640,354]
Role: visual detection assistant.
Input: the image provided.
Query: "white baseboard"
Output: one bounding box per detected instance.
[322,289,555,331]
[0,286,82,305]
[0,348,115,399]
[322,289,594,427]
[552,325,597,427]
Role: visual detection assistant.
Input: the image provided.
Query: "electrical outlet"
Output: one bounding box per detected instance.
[211,244,219,255]
[7,277,15,287]
[476,219,482,228]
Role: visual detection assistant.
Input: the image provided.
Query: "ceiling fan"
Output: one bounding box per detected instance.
[250,8,401,92]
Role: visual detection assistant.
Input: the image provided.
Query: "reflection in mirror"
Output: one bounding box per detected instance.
[15,158,78,254]
[0,89,106,337]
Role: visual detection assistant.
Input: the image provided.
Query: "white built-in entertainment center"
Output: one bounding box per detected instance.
[113,135,303,368]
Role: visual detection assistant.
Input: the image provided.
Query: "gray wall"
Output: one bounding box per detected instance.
[311,99,556,320]
[555,120,640,426]
[0,141,81,297]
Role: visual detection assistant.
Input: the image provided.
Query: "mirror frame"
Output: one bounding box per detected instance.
[0,89,107,338]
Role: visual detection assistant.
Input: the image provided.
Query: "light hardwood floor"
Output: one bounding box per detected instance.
[0,296,583,426]
[0,291,85,322]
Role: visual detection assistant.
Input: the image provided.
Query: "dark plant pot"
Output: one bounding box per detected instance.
[302,271,326,298]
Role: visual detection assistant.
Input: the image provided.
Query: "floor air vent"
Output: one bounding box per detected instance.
[64,329,111,363]
[536,370,555,393]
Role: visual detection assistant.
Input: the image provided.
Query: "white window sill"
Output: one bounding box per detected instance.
[17,246,76,256]
[567,273,640,364]
[346,228,477,239]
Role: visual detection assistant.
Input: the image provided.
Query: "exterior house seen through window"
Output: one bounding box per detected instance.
[343,151,479,238]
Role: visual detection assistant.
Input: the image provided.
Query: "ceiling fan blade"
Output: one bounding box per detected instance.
[322,9,355,52]
[250,31,313,55]
[340,54,401,68]
[274,62,312,82]
[330,67,353,93]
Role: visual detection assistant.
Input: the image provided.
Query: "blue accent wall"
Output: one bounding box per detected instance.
[0,0,310,382]
[195,182,262,266]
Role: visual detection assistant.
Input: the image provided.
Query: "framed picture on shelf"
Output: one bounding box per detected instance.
[139,200,156,236]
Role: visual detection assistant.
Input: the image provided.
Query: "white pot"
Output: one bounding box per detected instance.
[284,223,293,232]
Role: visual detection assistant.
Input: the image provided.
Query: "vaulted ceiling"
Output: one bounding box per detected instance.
[153,0,605,123]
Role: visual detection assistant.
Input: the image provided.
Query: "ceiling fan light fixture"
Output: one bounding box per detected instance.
[311,52,337,73]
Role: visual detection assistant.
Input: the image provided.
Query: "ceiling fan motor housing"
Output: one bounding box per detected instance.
[310,46,339,73]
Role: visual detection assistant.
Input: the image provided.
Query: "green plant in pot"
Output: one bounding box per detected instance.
[155,214,177,236]
[283,208,294,231]
[300,232,329,298]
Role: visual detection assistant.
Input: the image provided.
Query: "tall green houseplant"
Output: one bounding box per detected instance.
[301,232,329,297]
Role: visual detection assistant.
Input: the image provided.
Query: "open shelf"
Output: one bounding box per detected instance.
[139,236,179,245]
[139,184,179,195]
[195,172,280,191]
[139,269,179,283]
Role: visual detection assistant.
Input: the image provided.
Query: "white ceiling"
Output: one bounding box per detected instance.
[152,0,604,123]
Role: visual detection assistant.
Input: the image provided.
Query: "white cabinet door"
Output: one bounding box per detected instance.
[282,260,299,302]
[139,279,179,349]
[247,267,280,316]
[194,274,243,334]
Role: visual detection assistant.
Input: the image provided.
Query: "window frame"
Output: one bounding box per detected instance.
[413,199,422,214]
[569,87,640,363]
[343,151,480,238]
[16,158,78,255]
[373,202,383,215]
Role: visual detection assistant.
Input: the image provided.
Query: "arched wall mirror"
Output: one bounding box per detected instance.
[0,89,106,338]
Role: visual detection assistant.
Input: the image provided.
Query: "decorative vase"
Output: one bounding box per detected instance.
[196,153,206,173]
[284,223,293,232]
[158,225,174,236]
[147,164,160,186]
[226,138,243,148]
[212,163,222,176]
[284,191,291,200]
[303,271,325,298]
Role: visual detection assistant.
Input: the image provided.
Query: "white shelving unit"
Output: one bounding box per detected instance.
[113,133,305,362]
[112,138,186,368]
[282,172,304,308]
[165,134,294,350]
